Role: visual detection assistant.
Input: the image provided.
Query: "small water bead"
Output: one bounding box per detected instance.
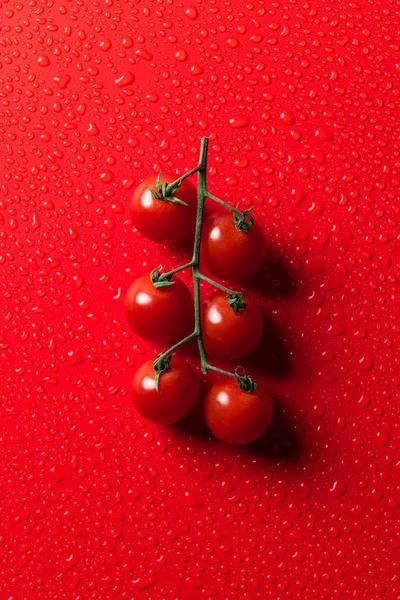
[122,37,134,48]
[99,39,112,51]
[49,466,65,483]
[315,126,334,142]
[115,72,135,87]
[229,116,250,128]
[135,48,153,61]
[175,50,188,62]
[376,430,390,446]
[37,56,51,66]
[359,354,374,371]
[190,64,204,75]
[280,110,295,125]
[88,123,100,136]
[185,7,198,20]
[99,170,115,183]
[54,75,71,90]
[184,492,204,508]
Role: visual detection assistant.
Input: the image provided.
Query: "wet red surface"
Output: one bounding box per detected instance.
[1,0,400,598]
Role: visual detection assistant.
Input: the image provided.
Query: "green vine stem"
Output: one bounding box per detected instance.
[206,193,255,231]
[152,137,256,391]
[151,262,194,287]
[198,273,238,296]
[164,165,200,195]
[205,192,242,215]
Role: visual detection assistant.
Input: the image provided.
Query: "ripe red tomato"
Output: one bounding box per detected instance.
[124,273,193,342]
[130,172,197,243]
[132,357,200,424]
[201,291,263,361]
[201,211,267,281]
[204,379,273,445]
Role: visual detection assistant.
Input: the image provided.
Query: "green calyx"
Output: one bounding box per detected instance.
[153,353,173,392]
[235,367,257,392]
[226,292,246,313]
[150,266,174,288]
[233,206,254,231]
[148,171,188,206]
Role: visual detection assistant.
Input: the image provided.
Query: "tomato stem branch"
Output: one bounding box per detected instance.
[206,364,243,379]
[198,273,238,296]
[157,261,194,281]
[153,137,256,390]
[206,192,242,216]
[157,332,198,360]
[165,165,200,196]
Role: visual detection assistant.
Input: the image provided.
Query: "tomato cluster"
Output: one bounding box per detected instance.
[126,168,273,445]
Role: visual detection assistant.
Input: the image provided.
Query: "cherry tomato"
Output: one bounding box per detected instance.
[132,357,200,424]
[201,211,267,281]
[124,274,193,342]
[204,379,273,445]
[201,291,263,361]
[130,172,197,243]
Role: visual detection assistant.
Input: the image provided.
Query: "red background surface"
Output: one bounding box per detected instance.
[1,0,400,598]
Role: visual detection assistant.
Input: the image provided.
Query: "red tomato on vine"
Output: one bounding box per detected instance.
[201,291,263,361]
[204,378,273,445]
[124,272,193,343]
[201,211,267,281]
[130,172,197,243]
[132,356,199,425]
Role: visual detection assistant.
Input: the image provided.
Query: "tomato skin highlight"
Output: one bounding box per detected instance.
[201,291,263,361]
[204,379,273,445]
[130,172,197,243]
[132,357,200,425]
[124,274,193,342]
[201,211,267,281]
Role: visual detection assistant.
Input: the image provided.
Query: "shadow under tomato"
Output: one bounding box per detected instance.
[170,233,195,260]
[251,396,302,460]
[245,248,296,297]
[172,378,210,439]
[240,315,292,378]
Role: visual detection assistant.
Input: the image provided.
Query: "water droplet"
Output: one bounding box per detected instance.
[136,48,153,61]
[184,491,204,508]
[229,116,250,128]
[176,50,188,62]
[49,466,65,483]
[330,480,347,498]
[280,110,295,125]
[54,75,71,89]
[115,72,135,87]
[315,125,333,141]
[38,56,51,66]
[88,123,100,136]
[100,39,112,51]
[185,7,198,19]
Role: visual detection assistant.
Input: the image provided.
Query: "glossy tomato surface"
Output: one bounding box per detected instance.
[2,0,400,598]
[204,379,273,445]
[201,211,267,281]
[132,357,199,425]
[201,291,263,360]
[130,172,197,243]
[124,274,193,342]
